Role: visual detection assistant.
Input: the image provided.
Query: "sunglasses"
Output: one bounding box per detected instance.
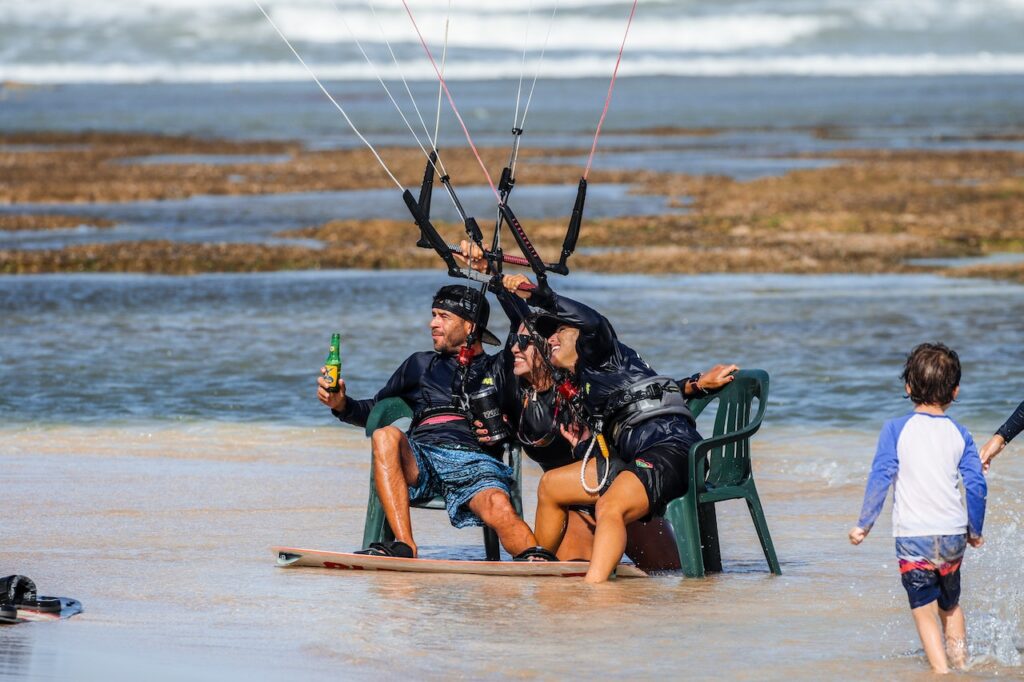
[513,333,534,349]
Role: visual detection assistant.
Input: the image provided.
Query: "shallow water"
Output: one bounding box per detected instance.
[0,183,679,251]
[1,422,1021,680]
[1,271,1023,679]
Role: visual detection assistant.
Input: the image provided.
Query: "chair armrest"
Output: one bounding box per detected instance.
[363,397,414,437]
[689,419,764,459]
[687,393,768,481]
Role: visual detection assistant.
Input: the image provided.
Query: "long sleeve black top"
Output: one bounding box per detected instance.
[996,400,1024,443]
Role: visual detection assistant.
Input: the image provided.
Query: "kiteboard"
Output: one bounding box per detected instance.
[272,546,648,578]
[0,598,83,625]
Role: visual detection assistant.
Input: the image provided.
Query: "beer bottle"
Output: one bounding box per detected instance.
[323,333,342,393]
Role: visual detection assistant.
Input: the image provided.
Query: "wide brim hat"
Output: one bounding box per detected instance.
[531,311,576,339]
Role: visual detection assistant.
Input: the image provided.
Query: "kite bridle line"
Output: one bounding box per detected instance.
[405,0,635,288]
[256,0,628,482]
[357,0,491,255]
[255,0,634,302]
[399,0,565,291]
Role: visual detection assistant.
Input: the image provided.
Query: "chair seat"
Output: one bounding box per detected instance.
[414,496,447,511]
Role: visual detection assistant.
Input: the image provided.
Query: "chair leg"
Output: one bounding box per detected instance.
[361,470,389,549]
[697,502,723,574]
[745,484,781,575]
[663,493,705,578]
[509,447,524,518]
[483,527,500,561]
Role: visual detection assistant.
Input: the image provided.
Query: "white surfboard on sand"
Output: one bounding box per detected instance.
[272,546,648,578]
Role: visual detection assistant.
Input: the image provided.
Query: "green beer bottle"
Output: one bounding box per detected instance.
[324,333,342,394]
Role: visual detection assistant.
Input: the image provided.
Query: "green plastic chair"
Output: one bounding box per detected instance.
[663,369,780,578]
[360,397,523,561]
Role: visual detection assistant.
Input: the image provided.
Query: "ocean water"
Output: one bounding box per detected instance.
[2,2,1024,677]
[2,270,1022,430]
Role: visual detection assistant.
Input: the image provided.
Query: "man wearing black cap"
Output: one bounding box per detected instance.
[317,284,550,560]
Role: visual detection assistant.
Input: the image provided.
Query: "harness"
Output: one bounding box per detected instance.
[414,404,468,428]
[603,376,694,445]
[516,388,561,448]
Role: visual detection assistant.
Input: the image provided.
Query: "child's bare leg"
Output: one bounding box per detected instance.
[911,601,950,674]
[586,471,649,584]
[535,459,599,552]
[939,605,967,669]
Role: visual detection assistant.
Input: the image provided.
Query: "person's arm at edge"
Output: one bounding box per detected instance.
[333,355,417,428]
[996,399,1024,443]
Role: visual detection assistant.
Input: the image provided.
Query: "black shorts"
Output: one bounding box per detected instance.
[596,444,689,519]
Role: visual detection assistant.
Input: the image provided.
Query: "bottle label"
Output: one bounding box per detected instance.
[323,365,339,389]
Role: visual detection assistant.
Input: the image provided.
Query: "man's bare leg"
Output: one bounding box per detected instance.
[370,425,420,556]
[535,459,599,551]
[911,601,950,673]
[587,471,649,584]
[467,488,536,556]
[940,605,968,670]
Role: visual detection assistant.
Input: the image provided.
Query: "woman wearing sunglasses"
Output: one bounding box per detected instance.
[456,242,734,579]
[484,295,733,570]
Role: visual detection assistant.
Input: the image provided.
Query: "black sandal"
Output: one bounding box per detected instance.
[354,541,415,559]
[513,546,559,562]
[0,575,61,614]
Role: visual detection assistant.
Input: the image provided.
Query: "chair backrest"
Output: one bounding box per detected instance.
[686,369,769,489]
[363,397,414,437]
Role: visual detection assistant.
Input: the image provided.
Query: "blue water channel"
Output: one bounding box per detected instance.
[2,270,1021,433]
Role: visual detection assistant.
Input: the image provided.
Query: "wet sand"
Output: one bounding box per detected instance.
[2,132,1022,280]
[2,422,1021,679]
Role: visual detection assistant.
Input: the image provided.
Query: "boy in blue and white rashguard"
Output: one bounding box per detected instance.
[849,343,987,675]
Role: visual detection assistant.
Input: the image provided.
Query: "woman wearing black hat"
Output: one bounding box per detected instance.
[497,273,713,582]
[482,292,734,570]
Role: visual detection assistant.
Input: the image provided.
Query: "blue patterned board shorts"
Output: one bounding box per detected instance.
[895,534,968,610]
[407,440,516,529]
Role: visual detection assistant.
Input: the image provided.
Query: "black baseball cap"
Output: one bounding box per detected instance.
[432,285,501,346]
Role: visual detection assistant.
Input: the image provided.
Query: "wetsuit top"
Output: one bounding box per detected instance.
[333,349,507,451]
[495,292,576,471]
[531,287,697,460]
[996,400,1024,443]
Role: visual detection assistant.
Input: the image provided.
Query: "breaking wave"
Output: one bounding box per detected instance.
[4,0,1024,83]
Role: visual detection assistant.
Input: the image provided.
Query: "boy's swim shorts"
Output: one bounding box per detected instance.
[895,534,968,610]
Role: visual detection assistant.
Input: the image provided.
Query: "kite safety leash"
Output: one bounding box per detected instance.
[579,431,612,495]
